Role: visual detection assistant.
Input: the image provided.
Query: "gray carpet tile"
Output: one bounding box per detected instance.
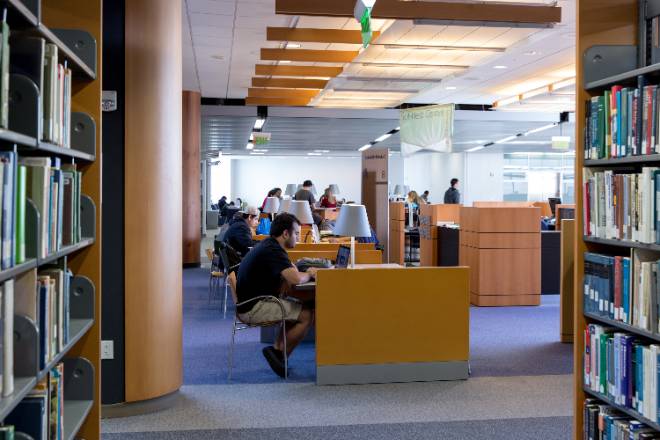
[102,416,572,440]
[102,375,572,433]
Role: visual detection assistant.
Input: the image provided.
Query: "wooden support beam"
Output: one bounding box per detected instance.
[275,0,562,24]
[267,27,381,44]
[248,87,321,99]
[246,96,311,106]
[252,77,329,89]
[261,48,358,63]
[255,64,343,77]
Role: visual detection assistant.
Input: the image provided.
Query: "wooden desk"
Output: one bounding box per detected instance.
[314,208,339,221]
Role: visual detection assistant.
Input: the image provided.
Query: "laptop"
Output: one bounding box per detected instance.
[335,245,351,269]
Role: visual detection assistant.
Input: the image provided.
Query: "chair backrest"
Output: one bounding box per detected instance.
[218,241,242,273]
[227,272,238,307]
[205,248,214,262]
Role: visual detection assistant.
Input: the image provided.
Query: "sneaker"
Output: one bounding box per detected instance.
[262,346,286,378]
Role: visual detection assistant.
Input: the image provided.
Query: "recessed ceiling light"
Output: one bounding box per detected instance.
[307,152,322,156]
[523,51,538,56]
[445,86,457,90]
[493,65,508,69]
[211,54,224,60]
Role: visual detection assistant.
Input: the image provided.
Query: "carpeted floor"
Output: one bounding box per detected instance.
[183,267,573,384]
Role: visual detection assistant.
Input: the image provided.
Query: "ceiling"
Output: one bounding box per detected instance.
[183,0,576,110]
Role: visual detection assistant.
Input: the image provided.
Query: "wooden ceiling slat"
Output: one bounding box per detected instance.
[275,0,562,24]
[248,88,321,99]
[255,64,343,77]
[261,48,358,63]
[246,97,312,106]
[267,27,381,44]
[252,77,329,89]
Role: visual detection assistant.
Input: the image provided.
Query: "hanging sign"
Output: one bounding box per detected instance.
[399,104,454,157]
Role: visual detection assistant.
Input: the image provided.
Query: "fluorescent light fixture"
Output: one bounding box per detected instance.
[446,86,457,90]
[307,152,322,156]
[287,43,301,48]
[550,77,576,91]
[279,60,291,64]
[253,149,268,152]
[524,123,558,135]
[375,133,392,142]
[254,118,266,130]
[493,95,519,107]
[358,144,372,152]
[466,146,485,152]
[495,135,518,144]
[394,126,400,131]
[493,65,508,69]
[250,152,265,155]
[246,142,254,150]
[249,133,254,141]
[314,149,330,153]
[520,87,547,100]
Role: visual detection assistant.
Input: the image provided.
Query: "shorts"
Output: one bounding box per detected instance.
[238,297,302,325]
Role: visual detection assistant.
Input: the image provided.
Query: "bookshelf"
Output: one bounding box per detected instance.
[0,0,102,438]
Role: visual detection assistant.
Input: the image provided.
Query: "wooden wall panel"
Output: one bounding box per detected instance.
[125,0,183,402]
[182,90,201,266]
[41,0,103,436]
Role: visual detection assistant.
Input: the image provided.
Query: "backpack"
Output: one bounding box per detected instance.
[256,217,271,235]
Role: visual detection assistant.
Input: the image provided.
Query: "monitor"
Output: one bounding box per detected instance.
[548,197,561,217]
[335,245,351,269]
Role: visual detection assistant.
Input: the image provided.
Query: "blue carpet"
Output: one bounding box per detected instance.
[184,268,573,385]
[102,416,572,440]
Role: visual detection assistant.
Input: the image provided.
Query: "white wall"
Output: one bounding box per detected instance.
[403,152,465,204]
[209,158,232,205]
[388,153,404,194]
[463,152,504,206]
[230,156,362,207]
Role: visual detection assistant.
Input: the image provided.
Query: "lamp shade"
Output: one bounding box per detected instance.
[404,185,410,195]
[286,200,314,224]
[311,184,318,196]
[297,184,303,191]
[284,184,297,197]
[329,184,340,195]
[262,197,280,214]
[393,184,404,196]
[333,204,371,237]
[278,198,292,214]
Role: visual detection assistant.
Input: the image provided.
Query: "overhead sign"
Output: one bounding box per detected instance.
[399,104,454,157]
[252,132,271,145]
[551,135,571,149]
[354,0,376,48]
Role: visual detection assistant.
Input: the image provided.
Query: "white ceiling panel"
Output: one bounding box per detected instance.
[187,0,235,15]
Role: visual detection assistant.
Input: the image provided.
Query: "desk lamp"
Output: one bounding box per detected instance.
[284,184,297,199]
[262,197,280,220]
[333,204,371,269]
[393,184,404,199]
[278,198,291,215]
[286,200,317,242]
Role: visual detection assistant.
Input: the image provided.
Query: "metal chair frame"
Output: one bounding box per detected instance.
[205,248,225,307]
[217,242,241,318]
[225,272,288,380]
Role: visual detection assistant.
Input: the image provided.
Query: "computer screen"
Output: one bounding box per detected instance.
[548,197,561,217]
[335,245,351,269]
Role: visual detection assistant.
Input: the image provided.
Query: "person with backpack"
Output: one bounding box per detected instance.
[223,206,259,257]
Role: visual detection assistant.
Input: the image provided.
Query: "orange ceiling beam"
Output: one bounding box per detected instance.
[252,77,329,89]
[261,48,358,63]
[275,0,561,24]
[246,97,311,106]
[255,64,343,77]
[267,27,381,44]
[248,88,321,99]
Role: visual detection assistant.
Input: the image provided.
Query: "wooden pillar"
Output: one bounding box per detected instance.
[124,0,183,403]
[182,90,201,266]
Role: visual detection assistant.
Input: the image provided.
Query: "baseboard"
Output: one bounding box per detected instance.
[470,293,541,306]
[316,360,469,385]
[101,390,181,418]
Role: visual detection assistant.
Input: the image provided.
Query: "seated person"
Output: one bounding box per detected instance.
[319,187,337,208]
[223,206,259,257]
[236,213,317,378]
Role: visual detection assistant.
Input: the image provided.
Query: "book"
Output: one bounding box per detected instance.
[0,151,15,269]
[5,395,48,440]
[42,43,57,142]
[0,21,9,129]
[2,279,13,398]
[14,164,26,264]
[20,157,50,258]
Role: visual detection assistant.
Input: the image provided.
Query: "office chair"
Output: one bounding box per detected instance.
[225,272,288,380]
[217,241,242,318]
[205,248,224,306]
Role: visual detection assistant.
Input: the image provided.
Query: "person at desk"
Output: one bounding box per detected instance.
[261,187,282,210]
[421,190,430,204]
[223,206,259,256]
[236,213,316,377]
[406,190,424,209]
[443,178,460,204]
[295,180,323,226]
[319,187,337,208]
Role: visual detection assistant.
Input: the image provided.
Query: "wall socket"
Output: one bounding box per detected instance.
[101,340,114,360]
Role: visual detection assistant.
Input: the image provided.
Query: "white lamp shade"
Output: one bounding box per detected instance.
[286,200,315,224]
[285,184,297,196]
[311,184,318,196]
[297,184,303,191]
[333,204,371,237]
[329,184,340,194]
[262,197,280,214]
[278,198,292,214]
[393,184,404,195]
[404,185,410,195]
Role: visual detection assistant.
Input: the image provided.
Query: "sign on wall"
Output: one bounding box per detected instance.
[399,104,454,157]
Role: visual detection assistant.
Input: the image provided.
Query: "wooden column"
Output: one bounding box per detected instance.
[125,0,183,403]
[182,90,201,266]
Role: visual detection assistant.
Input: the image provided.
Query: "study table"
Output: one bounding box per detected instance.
[261,264,470,385]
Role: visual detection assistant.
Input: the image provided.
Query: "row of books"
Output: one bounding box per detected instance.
[583,251,660,333]
[582,167,660,243]
[11,33,72,147]
[585,324,660,422]
[4,363,64,440]
[584,399,660,439]
[584,81,660,160]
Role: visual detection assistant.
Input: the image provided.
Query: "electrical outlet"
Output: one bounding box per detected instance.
[101,340,114,360]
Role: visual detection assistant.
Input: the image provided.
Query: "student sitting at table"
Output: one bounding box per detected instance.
[319,187,337,208]
[236,213,317,378]
[223,206,259,257]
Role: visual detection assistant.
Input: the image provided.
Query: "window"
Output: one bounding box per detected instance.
[502,152,574,204]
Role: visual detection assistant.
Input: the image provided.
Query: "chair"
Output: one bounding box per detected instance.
[225,272,288,380]
[217,241,242,318]
[205,248,224,306]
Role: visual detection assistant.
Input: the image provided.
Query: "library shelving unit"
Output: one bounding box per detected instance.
[574,0,658,437]
[0,0,101,438]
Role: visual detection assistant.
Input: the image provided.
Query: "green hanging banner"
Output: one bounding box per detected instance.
[360,7,372,48]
